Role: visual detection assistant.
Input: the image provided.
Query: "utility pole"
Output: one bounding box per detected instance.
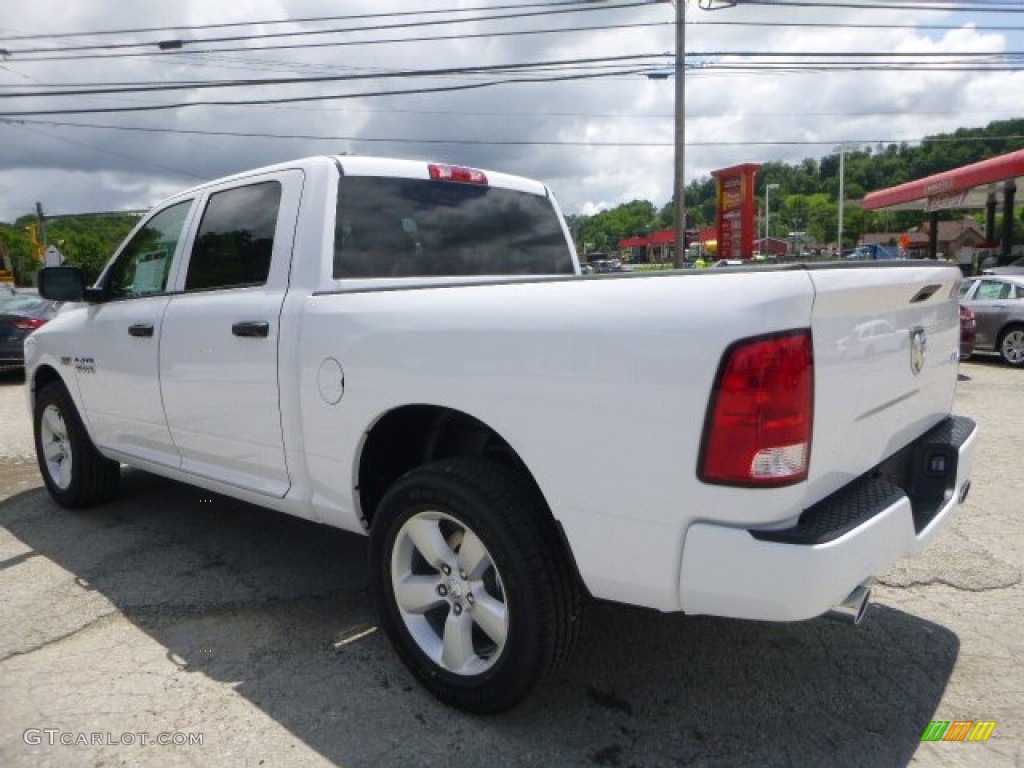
[672,0,686,268]
[36,202,48,248]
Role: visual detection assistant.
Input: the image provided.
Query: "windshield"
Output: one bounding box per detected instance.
[333,176,573,278]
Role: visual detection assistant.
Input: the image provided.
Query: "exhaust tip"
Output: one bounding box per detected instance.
[826,584,871,625]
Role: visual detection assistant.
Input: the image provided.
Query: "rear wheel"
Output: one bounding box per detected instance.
[998,325,1024,367]
[33,381,120,508]
[369,458,581,713]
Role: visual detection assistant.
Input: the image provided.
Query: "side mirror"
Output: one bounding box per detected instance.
[37,266,100,302]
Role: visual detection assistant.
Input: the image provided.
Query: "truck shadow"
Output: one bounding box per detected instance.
[1,468,956,768]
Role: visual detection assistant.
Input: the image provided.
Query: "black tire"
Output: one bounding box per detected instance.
[369,458,582,713]
[997,325,1024,367]
[33,380,120,508]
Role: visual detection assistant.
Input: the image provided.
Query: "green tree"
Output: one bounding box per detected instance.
[574,200,657,254]
[47,214,140,280]
[0,223,37,284]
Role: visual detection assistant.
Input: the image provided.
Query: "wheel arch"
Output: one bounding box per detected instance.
[998,320,1024,339]
[357,404,534,526]
[30,364,65,408]
[355,404,584,591]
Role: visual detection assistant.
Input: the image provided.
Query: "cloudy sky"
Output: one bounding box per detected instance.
[0,0,1021,222]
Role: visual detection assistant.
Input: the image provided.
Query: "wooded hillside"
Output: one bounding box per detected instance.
[567,118,1024,255]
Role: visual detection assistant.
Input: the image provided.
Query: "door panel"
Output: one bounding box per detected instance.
[159,171,303,497]
[76,198,195,465]
[76,297,177,464]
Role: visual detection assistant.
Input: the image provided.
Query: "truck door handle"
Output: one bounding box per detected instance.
[128,323,154,337]
[232,321,270,338]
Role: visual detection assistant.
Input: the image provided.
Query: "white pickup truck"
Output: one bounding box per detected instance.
[27,155,977,712]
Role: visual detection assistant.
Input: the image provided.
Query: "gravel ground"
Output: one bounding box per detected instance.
[0,358,1020,768]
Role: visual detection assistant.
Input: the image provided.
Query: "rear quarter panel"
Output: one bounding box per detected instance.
[297,270,817,609]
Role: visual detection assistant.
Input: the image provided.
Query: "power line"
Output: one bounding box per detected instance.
[5,16,1015,65]
[0,2,659,57]
[1,23,671,65]
[0,21,673,69]
[737,0,1024,10]
[28,101,1007,121]
[4,116,1022,149]
[691,18,1024,31]
[1,0,1014,53]
[2,55,1021,117]
[0,54,667,98]
[0,66,660,118]
[4,51,1019,93]
[0,1,631,43]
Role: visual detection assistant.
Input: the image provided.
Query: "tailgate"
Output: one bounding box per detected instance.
[806,263,962,501]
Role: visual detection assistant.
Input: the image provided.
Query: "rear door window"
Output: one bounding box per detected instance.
[185,182,282,291]
[975,280,1011,301]
[333,176,573,278]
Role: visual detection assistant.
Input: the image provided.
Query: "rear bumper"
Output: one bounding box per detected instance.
[678,415,978,622]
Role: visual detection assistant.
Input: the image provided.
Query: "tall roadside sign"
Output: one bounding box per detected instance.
[712,164,762,260]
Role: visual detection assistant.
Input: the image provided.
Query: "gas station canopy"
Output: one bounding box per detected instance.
[862,148,1024,212]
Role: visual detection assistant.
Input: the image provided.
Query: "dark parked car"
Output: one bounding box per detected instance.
[958,276,1024,366]
[0,294,61,370]
[959,304,976,359]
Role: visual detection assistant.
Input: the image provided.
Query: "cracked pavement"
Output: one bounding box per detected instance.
[0,360,1021,767]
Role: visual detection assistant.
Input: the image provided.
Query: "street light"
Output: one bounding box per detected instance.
[764,183,779,245]
[835,144,852,256]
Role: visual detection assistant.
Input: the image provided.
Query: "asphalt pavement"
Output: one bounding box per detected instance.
[0,361,1020,768]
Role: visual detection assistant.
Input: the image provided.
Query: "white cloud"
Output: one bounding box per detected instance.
[0,0,1020,221]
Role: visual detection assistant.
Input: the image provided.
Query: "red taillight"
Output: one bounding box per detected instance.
[428,163,488,185]
[12,317,47,331]
[699,330,814,487]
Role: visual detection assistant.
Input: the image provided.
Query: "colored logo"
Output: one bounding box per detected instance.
[920,720,996,742]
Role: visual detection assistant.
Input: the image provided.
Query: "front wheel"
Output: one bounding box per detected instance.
[369,458,582,713]
[33,381,120,508]
[998,325,1024,367]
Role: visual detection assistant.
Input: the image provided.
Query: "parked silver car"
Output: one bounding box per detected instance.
[981,256,1024,276]
[959,275,1024,366]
